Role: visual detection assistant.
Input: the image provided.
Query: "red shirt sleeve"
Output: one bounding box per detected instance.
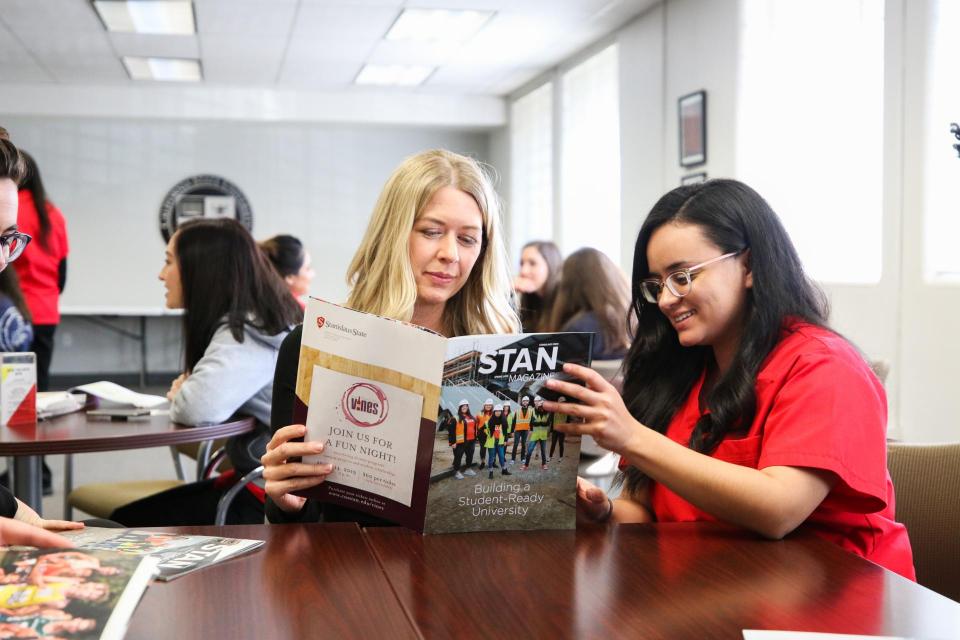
[757,345,888,514]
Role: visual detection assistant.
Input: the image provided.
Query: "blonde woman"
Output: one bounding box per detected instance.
[263,149,519,525]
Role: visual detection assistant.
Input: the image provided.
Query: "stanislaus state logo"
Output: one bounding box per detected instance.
[341,383,389,427]
[316,316,325,329]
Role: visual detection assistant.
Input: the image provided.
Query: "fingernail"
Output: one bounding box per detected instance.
[313,442,325,452]
[324,464,335,473]
[545,379,556,388]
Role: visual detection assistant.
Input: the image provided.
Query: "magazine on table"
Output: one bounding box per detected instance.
[61,528,264,582]
[0,546,158,640]
[293,297,593,534]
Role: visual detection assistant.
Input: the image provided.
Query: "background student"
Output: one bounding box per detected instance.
[112,218,302,526]
[547,179,915,580]
[0,268,33,352]
[260,234,315,308]
[262,148,520,525]
[12,152,68,393]
[546,247,631,360]
[513,240,561,332]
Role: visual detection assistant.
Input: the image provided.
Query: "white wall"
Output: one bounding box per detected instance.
[1,116,491,375]
[507,0,956,443]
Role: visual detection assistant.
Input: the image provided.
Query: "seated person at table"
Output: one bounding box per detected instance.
[545,247,630,361]
[513,240,562,332]
[260,234,315,308]
[0,262,33,352]
[262,149,520,524]
[112,218,302,526]
[548,179,915,579]
[0,129,79,549]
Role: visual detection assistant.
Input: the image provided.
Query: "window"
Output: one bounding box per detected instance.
[924,0,960,282]
[559,43,621,264]
[736,0,884,283]
[509,82,554,258]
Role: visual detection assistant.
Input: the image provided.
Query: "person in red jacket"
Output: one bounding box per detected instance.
[548,179,915,580]
[13,152,68,392]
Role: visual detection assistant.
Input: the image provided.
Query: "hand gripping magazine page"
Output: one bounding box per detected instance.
[294,298,593,534]
[293,298,447,532]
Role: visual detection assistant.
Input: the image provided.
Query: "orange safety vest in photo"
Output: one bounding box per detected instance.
[455,416,477,443]
[514,407,533,431]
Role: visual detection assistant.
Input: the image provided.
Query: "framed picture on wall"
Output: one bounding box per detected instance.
[678,90,707,167]
[681,172,707,185]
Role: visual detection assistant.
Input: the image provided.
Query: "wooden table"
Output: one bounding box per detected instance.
[0,412,254,513]
[125,522,960,639]
[126,523,418,640]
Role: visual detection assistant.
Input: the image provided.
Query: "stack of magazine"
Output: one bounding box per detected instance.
[0,546,158,639]
[61,528,264,581]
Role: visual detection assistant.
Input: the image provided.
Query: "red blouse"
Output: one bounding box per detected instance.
[13,190,69,325]
[636,321,915,579]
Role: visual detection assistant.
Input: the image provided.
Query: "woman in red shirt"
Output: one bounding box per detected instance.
[13,152,68,392]
[546,179,915,579]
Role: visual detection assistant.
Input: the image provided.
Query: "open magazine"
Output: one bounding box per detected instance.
[61,528,264,582]
[293,298,593,534]
[0,546,158,640]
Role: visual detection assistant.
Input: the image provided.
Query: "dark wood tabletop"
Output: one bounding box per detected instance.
[117,522,960,639]
[364,522,960,639]
[0,412,255,455]
[125,523,419,640]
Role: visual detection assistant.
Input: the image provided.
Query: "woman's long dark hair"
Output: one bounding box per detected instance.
[621,179,829,496]
[19,152,52,250]
[259,234,305,278]
[546,247,630,354]
[519,240,562,332]
[175,218,303,373]
[0,268,31,322]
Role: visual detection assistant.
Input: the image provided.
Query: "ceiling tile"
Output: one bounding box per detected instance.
[0,0,104,33]
[201,35,286,83]
[195,0,297,36]
[277,60,360,88]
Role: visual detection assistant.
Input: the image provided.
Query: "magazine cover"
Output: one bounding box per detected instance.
[0,547,158,640]
[295,298,592,534]
[425,332,592,534]
[62,529,264,582]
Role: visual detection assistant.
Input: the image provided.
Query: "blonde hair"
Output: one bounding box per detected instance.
[346,149,519,337]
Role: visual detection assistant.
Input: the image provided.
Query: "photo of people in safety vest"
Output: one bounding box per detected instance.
[424,331,592,533]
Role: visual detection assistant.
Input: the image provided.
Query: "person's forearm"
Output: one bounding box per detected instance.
[610,497,654,524]
[622,428,829,539]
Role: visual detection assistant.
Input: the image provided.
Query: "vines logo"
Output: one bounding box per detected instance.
[341,383,389,428]
[158,174,254,242]
[316,316,325,329]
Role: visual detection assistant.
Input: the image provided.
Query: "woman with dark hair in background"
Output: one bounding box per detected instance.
[13,152,68,392]
[259,234,315,307]
[547,179,914,580]
[0,126,78,547]
[0,268,33,352]
[513,240,561,331]
[546,247,630,361]
[112,217,303,526]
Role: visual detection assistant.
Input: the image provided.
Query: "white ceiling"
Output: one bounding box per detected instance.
[0,0,658,95]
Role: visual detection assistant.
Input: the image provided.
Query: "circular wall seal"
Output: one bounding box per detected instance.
[158,174,254,242]
[341,383,389,428]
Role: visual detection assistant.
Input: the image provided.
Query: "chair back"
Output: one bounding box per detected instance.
[887,442,960,602]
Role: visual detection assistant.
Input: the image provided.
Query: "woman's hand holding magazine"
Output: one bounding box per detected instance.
[262,424,335,514]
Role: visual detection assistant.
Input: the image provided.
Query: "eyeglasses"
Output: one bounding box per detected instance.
[639,250,743,304]
[0,231,30,263]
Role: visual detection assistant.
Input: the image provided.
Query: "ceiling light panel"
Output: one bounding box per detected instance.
[355,64,434,86]
[385,9,493,43]
[94,1,196,35]
[123,56,202,81]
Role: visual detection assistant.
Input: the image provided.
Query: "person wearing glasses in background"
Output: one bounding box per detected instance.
[546,179,915,580]
[0,127,80,548]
